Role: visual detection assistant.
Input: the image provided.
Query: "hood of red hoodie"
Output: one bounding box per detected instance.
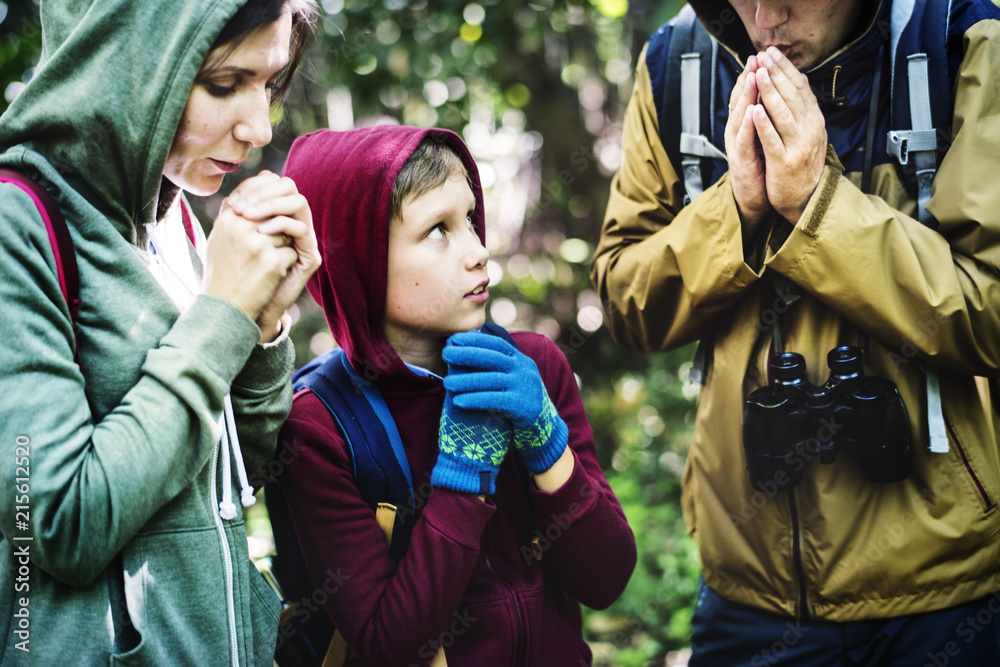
[283,125,486,382]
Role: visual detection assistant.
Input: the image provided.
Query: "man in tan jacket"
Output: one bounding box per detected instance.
[592,0,1000,664]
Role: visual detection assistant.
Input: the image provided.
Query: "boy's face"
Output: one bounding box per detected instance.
[384,172,490,361]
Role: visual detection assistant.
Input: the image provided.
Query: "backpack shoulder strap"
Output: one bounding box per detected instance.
[649,6,727,207]
[648,11,726,385]
[480,320,517,346]
[294,348,417,561]
[883,0,1000,456]
[0,169,80,326]
[887,0,952,229]
[179,199,199,248]
[887,0,950,455]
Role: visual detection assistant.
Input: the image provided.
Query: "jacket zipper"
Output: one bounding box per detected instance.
[482,529,526,665]
[763,332,812,617]
[763,318,811,617]
[786,491,810,619]
[210,438,241,667]
[945,413,994,511]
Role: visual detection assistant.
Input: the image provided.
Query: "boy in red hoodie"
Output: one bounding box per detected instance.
[278,125,636,666]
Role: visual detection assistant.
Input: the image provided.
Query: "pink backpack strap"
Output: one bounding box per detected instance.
[0,169,80,328]
[180,198,198,249]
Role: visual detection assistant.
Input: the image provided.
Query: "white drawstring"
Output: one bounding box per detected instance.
[225,394,257,508]
[218,409,236,520]
[218,394,257,521]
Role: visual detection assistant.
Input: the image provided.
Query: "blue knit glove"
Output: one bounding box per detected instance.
[442,331,569,475]
[433,382,512,496]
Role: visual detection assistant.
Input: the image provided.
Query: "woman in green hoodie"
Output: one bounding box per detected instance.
[0,0,318,664]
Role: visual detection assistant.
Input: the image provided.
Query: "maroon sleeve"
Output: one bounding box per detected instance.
[515,333,638,610]
[277,393,495,665]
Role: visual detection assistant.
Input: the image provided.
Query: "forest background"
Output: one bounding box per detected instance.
[3,1,698,663]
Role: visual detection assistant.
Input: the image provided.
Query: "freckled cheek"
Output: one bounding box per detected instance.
[171,125,212,158]
[172,131,198,155]
[179,107,223,140]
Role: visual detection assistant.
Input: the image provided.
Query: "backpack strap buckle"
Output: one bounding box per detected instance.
[886,128,937,166]
[530,536,545,561]
[679,133,729,161]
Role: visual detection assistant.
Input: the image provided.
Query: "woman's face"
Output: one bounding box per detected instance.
[164,9,292,196]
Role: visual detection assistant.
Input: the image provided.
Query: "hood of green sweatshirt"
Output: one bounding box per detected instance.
[0,0,247,240]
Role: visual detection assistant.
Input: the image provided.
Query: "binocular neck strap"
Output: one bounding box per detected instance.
[765,272,879,358]
[764,272,802,355]
[856,329,870,356]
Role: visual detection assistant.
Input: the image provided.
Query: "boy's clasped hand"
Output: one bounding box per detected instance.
[433,331,569,496]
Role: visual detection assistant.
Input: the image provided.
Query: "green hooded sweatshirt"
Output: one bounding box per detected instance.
[0,1,290,664]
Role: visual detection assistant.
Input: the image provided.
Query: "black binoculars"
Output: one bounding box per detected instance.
[742,345,911,492]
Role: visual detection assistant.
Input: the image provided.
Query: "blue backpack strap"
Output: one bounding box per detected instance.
[480,320,516,346]
[294,349,417,562]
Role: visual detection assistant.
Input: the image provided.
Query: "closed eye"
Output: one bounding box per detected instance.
[205,81,238,97]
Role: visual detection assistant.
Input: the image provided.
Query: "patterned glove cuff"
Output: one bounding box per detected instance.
[513,394,569,475]
[431,453,499,495]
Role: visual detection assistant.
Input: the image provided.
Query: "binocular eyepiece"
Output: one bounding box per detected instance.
[742,345,911,493]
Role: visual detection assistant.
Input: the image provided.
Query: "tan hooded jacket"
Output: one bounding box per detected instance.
[592,0,1000,620]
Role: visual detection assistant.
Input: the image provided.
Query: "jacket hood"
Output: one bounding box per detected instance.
[687,0,755,62]
[0,0,248,240]
[687,0,884,70]
[283,126,486,380]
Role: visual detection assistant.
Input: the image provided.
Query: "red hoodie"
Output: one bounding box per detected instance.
[279,126,636,666]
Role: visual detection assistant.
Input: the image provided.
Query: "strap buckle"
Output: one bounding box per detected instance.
[530,536,545,561]
[886,129,937,166]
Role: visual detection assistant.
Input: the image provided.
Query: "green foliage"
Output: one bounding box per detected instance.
[0,1,43,116]
[580,346,701,661]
